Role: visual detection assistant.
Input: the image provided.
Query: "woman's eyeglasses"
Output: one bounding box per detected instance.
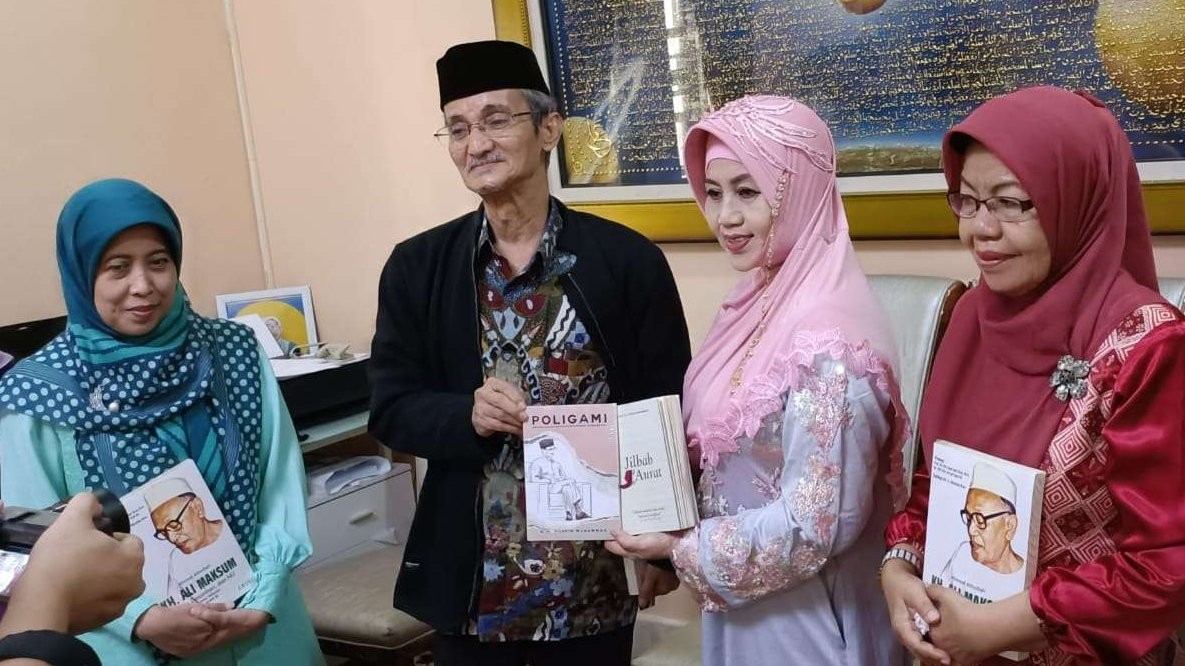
[947,192,1035,223]
[152,495,196,541]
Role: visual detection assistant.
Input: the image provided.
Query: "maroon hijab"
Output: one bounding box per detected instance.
[920,86,1164,469]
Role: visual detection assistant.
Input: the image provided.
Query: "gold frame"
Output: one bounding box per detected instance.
[492,0,1185,241]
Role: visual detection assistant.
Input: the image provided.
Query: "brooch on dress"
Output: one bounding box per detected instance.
[1049,355,1090,402]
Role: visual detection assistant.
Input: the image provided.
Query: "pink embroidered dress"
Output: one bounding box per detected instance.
[673,96,909,666]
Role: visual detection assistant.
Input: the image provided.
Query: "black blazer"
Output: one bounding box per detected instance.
[368,200,691,630]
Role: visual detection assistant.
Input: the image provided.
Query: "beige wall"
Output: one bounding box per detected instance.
[0,0,263,326]
[228,0,491,349]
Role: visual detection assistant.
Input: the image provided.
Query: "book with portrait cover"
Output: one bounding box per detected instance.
[523,395,698,541]
[121,459,254,608]
[922,440,1045,661]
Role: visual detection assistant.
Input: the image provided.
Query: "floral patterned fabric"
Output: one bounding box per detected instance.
[672,348,907,665]
[470,203,634,642]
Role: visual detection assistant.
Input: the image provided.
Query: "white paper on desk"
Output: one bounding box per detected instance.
[232,314,284,359]
[270,351,371,380]
[307,455,391,497]
[270,357,334,379]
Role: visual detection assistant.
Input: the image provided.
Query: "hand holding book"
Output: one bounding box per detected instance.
[879,557,949,665]
[923,587,1048,665]
[522,396,698,542]
[472,377,527,438]
[186,605,270,650]
[133,603,225,659]
[603,529,683,561]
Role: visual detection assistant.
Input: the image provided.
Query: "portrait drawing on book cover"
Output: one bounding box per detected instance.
[146,478,225,556]
[940,461,1026,592]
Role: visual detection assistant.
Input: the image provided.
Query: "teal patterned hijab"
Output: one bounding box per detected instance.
[0,179,263,550]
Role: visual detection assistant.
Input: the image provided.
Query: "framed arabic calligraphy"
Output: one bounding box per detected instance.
[493,0,1185,240]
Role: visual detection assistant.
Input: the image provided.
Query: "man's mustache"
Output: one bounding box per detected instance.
[468,154,505,170]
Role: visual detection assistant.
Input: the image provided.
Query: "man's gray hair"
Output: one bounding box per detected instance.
[521,88,560,166]
[521,88,560,127]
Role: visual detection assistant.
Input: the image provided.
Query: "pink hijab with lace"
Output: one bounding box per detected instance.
[682,95,907,508]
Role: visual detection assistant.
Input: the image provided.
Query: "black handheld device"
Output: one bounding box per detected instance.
[0,489,129,554]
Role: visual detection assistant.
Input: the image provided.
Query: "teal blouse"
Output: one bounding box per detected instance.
[0,354,324,665]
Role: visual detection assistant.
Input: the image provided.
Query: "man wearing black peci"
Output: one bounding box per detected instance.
[368,39,690,666]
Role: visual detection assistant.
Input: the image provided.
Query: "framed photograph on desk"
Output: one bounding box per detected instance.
[216,286,319,354]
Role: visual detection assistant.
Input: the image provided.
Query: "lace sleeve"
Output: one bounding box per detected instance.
[673,357,891,610]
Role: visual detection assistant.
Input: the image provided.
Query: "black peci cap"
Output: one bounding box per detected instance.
[436,40,550,109]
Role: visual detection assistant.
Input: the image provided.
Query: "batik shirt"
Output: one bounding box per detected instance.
[471,202,635,642]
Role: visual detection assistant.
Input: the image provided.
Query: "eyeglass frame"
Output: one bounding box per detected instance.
[152,494,196,541]
[959,508,1015,530]
[947,192,1036,223]
[434,110,535,144]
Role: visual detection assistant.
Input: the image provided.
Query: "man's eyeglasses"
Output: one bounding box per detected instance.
[153,495,195,541]
[434,111,533,144]
[960,509,1014,530]
[947,192,1036,223]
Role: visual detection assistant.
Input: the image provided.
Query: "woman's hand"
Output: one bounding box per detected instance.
[186,606,271,650]
[134,604,271,657]
[879,558,950,665]
[133,604,218,658]
[926,586,1049,665]
[605,529,679,561]
[926,585,998,665]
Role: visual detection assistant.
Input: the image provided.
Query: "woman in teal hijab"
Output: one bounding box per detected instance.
[0,179,323,664]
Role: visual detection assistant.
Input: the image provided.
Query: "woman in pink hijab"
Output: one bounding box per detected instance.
[881,87,1185,665]
[608,96,908,665]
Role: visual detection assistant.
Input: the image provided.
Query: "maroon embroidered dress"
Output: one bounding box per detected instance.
[888,306,1185,664]
[889,87,1185,665]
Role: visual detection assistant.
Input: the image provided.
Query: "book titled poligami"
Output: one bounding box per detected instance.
[922,440,1045,661]
[523,395,698,541]
[121,459,253,608]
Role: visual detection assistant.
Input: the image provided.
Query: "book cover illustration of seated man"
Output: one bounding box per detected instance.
[522,425,620,541]
[528,437,589,521]
[940,461,1026,591]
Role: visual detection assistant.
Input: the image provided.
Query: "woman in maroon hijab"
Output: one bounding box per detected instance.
[880,86,1185,665]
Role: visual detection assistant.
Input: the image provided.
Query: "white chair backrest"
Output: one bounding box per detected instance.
[1158,277,1185,311]
[867,275,966,491]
